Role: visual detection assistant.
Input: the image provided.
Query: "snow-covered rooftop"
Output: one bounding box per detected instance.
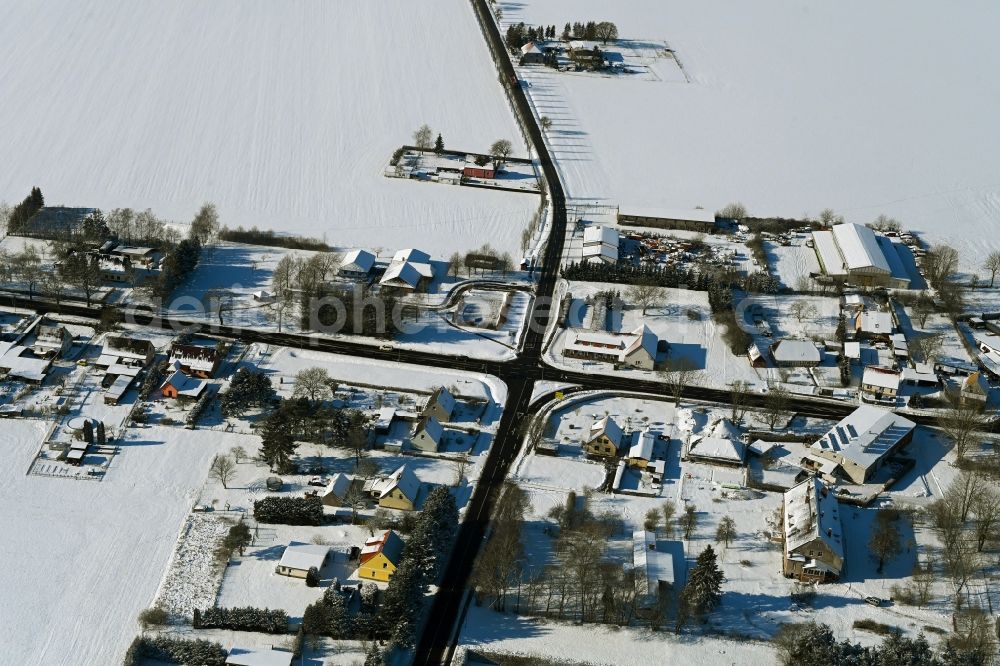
[831,223,891,273]
[783,476,843,563]
[583,225,619,247]
[632,530,674,599]
[340,248,375,274]
[277,542,328,572]
[771,339,821,364]
[226,646,294,666]
[811,405,915,473]
[618,206,715,224]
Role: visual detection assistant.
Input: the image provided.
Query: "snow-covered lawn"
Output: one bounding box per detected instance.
[0,0,537,258]
[507,0,1000,272]
[0,419,238,665]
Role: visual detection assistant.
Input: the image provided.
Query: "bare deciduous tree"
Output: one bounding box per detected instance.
[869,509,901,573]
[940,402,987,460]
[788,300,817,323]
[293,367,335,403]
[594,21,619,44]
[984,251,1000,288]
[908,332,944,364]
[679,504,698,540]
[659,357,698,405]
[762,385,791,430]
[715,516,736,550]
[489,139,513,171]
[924,244,960,285]
[540,116,552,132]
[626,278,664,315]
[413,124,433,153]
[190,202,219,245]
[729,380,752,425]
[210,455,236,489]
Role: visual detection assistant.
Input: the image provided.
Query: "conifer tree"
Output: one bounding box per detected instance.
[677,545,724,626]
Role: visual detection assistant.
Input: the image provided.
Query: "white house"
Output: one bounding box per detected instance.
[275,542,329,578]
[380,249,435,291]
[582,226,619,264]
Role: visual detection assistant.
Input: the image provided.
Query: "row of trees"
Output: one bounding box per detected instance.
[192,606,288,633]
[776,622,987,666]
[252,496,324,526]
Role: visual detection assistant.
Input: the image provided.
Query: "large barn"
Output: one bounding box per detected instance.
[811,223,911,289]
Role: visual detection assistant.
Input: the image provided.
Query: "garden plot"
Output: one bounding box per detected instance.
[0,0,537,258]
[215,523,374,619]
[765,239,821,291]
[548,282,761,388]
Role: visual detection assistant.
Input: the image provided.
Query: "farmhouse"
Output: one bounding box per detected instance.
[583,416,624,458]
[168,342,221,378]
[358,529,404,582]
[860,366,900,404]
[770,339,822,367]
[632,530,675,611]
[582,226,620,264]
[321,473,352,507]
[409,415,443,453]
[363,464,421,511]
[379,248,434,291]
[226,646,293,666]
[617,206,716,232]
[808,405,915,484]
[811,223,910,289]
[275,542,329,579]
[423,386,456,422]
[520,41,545,64]
[338,249,376,280]
[782,477,844,582]
[99,335,154,368]
[959,372,989,407]
[563,325,659,370]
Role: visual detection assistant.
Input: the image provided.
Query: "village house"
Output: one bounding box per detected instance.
[358,529,404,582]
[770,339,823,368]
[747,341,768,368]
[363,464,421,511]
[462,160,496,179]
[782,476,844,582]
[807,405,915,484]
[321,473,352,507]
[409,415,443,453]
[583,416,624,458]
[563,324,659,370]
[860,365,900,404]
[160,366,207,400]
[338,249,376,280]
[854,311,894,341]
[226,646,293,666]
[520,41,545,64]
[275,542,329,579]
[0,342,53,384]
[32,322,73,359]
[959,372,989,407]
[625,429,658,468]
[423,386,456,422]
[687,435,745,466]
[99,335,154,368]
[168,342,221,378]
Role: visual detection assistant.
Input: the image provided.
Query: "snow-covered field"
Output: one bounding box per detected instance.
[509,0,1000,271]
[0,419,237,665]
[0,0,537,257]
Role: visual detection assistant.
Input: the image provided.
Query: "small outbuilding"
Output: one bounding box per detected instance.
[275,542,329,579]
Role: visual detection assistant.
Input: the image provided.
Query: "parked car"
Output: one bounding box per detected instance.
[308,476,327,487]
[865,596,884,607]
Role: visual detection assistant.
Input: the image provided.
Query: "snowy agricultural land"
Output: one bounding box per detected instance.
[0,0,538,258]
[506,0,1000,272]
